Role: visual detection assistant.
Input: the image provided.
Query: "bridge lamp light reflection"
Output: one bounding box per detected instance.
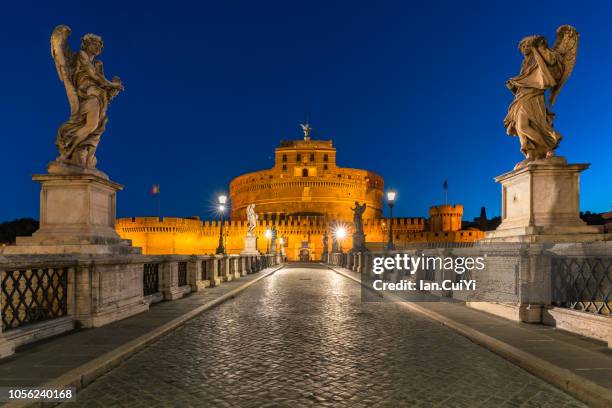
[265,229,272,239]
[335,227,347,240]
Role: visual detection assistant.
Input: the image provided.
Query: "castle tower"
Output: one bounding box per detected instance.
[229,125,384,221]
[429,204,464,232]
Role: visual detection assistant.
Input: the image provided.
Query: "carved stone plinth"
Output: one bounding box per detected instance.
[4,173,138,255]
[482,158,604,243]
[351,232,367,253]
[241,235,260,255]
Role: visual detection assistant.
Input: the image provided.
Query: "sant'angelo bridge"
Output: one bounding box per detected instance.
[0,23,611,408]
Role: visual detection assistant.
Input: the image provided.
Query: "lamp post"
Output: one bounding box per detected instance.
[215,195,227,254]
[265,228,272,254]
[386,190,396,251]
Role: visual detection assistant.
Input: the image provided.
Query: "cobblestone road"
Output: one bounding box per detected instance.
[66,265,587,407]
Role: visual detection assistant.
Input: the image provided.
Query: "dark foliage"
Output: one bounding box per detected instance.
[0,218,39,244]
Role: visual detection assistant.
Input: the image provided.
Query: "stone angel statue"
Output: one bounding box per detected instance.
[300,123,312,140]
[504,25,578,168]
[322,233,329,254]
[270,226,277,252]
[246,204,259,235]
[50,25,124,170]
[351,201,367,234]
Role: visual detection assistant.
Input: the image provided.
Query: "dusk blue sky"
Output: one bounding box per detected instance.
[1,0,610,221]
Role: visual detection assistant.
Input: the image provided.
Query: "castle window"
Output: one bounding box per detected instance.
[297,153,302,162]
[323,154,328,162]
[302,168,309,177]
[282,154,287,162]
[309,153,315,161]
[323,164,328,170]
[282,164,287,171]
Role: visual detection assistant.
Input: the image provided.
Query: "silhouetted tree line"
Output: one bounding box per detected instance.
[0,218,39,244]
[462,206,502,231]
[462,207,610,231]
[580,211,610,225]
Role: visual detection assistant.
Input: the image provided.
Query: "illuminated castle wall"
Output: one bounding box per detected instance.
[116,129,484,260]
[229,138,383,221]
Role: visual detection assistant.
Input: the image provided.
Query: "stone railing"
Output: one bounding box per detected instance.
[0,253,280,358]
[325,242,612,345]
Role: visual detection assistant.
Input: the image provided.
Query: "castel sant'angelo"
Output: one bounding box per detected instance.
[116,126,484,260]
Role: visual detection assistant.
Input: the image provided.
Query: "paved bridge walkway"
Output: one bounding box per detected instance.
[64,264,586,407]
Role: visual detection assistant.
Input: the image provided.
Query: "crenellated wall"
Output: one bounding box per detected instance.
[116,212,483,261]
[429,204,464,232]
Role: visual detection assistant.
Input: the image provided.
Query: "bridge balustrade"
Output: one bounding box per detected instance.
[0,253,281,358]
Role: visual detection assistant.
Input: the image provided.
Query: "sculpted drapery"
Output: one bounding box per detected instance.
[51,25,123,170]
[504,25,578,168]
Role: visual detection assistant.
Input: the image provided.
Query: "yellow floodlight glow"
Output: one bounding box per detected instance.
[335,227,347,240]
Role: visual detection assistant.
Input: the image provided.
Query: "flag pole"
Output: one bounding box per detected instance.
[151,184,161,219]
[443,179,448,205]
[157,192,161,219]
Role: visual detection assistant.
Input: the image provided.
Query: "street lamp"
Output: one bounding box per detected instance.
[215,194,227,254]
[335,226,347,254]
[386,190,396,251]
[265,228,272,254]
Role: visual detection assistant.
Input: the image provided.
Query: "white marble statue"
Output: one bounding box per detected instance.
[246,204,258,236]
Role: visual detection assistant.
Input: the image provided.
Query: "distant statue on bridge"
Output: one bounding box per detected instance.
[322,233,329,255]
[246,204,258,236]
[270,226,277,254]
[50,25,124,171]
[352,202,367,235]
[331,234,339,253]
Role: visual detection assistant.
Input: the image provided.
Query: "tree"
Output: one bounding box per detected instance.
[0,218,39,244]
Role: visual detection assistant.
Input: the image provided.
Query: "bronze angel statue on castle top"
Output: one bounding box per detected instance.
[50,25,124,170]
[504,25,579,169]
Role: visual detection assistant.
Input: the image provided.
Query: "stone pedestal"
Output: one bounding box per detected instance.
[351,232,367,253]
[4,172,138,255]
[482,158,604,243]
[241,234,260,255]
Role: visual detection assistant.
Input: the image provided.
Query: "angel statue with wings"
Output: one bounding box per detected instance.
[352,201,367,235]
[246,204,259,236]
[504,25,578,169]
[50,25,124,171]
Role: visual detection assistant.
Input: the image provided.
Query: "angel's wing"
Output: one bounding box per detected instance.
[549,25,579,107]
[51,25,79,115]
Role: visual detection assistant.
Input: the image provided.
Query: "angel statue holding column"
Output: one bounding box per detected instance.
[50,25,124,170]
[504,25,578,169]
